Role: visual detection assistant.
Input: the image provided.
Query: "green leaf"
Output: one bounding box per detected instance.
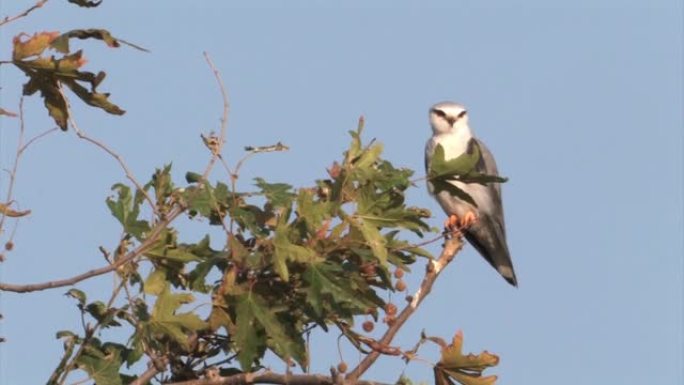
[295,189,334,235]
[303,262,376,316]
[428,141,507,204]
[185,171,202,183]
[62,77,125,115]
[67,0,103,8]
[75,342,124,385]
[235,293,306,370]
[65,288,86,307]
[235,297,262,370]
[150,164,174,203]
[106,183,150,239]
[458,172,508,185]
[148,287,207,349]
[345,117,365,163]
[272,226,318,281]
[351,217,388,265]
[56,330,78,339]
[429,142,480,179]
[145,246,202,262]
[144,268,167,295]
[354,142,383,169]
[144,230,202,262]
[81,302,121,328]
[254,177,295,208]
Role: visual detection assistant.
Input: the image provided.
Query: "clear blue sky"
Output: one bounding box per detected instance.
[0,1,682,384]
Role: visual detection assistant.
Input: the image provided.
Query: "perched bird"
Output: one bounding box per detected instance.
[425,101,517,286]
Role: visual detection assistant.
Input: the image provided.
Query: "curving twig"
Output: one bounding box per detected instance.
[66,112,158,214]
[201,52,230,180]
[0,0,49,27]
[0,208,182,293]
[345,236,464,383]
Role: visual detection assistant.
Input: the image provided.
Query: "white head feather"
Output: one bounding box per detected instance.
[428,101,471,136]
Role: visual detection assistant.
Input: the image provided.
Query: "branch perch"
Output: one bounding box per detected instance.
[345,235,464,383]
[0,208,182,293]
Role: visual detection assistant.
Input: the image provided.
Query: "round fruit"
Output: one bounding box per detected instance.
[337,361,348,373]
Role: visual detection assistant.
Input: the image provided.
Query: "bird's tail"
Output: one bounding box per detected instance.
[464,216,518,287]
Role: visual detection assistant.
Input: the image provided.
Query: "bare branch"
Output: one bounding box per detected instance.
[129,361,163,385]
[0,98,30,234]
[0,208,182,293]
[201,52,230,180]
[345,236,464,383]
[166,370,391,385]
[65,110,158,214]
[19,127,59,154]
[0,0,49,27]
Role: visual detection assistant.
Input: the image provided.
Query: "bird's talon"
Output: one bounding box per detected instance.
[443,214,461,236]
[460,211,478,228]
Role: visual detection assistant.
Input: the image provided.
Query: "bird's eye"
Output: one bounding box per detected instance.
[457,110,467,118]
[432,109,446,118]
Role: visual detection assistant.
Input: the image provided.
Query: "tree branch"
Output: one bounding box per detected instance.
[345,235,464,383]
[201,52,230,180]
[67,111,159,215]
[0,208,182,293]
[130,361,163,385]
[166,371,392,385]
[0,0,49,27]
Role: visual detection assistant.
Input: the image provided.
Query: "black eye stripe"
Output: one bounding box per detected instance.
[432,108,446,118]
[457,110,467,118]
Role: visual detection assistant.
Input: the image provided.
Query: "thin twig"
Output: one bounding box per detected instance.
[345,236,464,383]
[390,227,462,252]
[55,86,157,213]
[0,98,28,234]
[68,117,158,214]
[58,278,127,385]
[129,361,163,385]
[0,208,182,293]
[19,127,59,154]
[201,52,229,181]
[0,0,49,27]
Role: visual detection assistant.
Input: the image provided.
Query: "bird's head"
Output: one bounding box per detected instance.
[429,101,470,135]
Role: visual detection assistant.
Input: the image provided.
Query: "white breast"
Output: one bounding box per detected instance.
[429,130,495,217]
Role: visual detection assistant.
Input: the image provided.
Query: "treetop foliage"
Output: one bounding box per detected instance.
[0,2,506,385]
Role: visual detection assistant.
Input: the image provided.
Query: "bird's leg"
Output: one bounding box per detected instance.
[444,214,459,229]
[443,214,461,237]
[460,211,478,229]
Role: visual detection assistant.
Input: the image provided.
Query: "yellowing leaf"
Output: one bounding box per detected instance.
[354,142,383,169]
[144,268,167,295]
[12,32,59,61]
[435,331,500,385]
[0,202,31,217]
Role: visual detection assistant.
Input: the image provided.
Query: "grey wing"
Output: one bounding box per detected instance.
[464,139,517,286]
[474,139,505,236]
[424,139,435,194]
